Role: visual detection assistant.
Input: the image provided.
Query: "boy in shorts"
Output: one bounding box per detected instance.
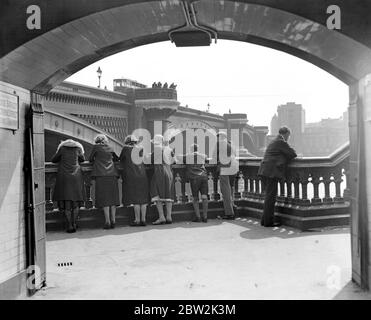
[178,144,209,222]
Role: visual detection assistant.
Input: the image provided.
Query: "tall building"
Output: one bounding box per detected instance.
[270,102,305,154]
[269,102,349,156]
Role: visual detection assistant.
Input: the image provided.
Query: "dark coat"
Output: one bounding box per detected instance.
[119,144,149,205]
[89,144,119,177]
[51,141,85,202]
[258,135,297,179]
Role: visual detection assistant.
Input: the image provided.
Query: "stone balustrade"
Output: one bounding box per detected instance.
[45,143,350,231]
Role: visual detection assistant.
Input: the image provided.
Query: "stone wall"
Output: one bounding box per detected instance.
[0,81,29,298]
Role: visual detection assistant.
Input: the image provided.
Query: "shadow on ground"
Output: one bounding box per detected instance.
[234,218,349,240]
[47,217,349,243]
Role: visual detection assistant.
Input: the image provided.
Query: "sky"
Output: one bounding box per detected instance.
[67,40,349,128]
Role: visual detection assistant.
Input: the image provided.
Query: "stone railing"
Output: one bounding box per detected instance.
[237,143,350,205]
[45,143,350,231]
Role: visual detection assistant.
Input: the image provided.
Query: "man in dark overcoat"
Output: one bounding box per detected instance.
[258,126,297,227]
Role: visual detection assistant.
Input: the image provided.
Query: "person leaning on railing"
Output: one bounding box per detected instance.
[177,143,209,223]
[212,132,239,220]
[89,134,120,230]
[147,134,176,225]
[119,135,150,227]
[51,139,85,233]
[258,126,297,227]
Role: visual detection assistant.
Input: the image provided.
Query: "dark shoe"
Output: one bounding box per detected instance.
[152,220,166,225]
[66,228,76,233]
[192,217,201,223]
[263,222,282,227]
[110,222,115,229]
[103,223,111,230]
[222,215,235,220]
[140,221,147,226]
[130,221,140,227]
[165,219,173,224]
[201,217,208,223]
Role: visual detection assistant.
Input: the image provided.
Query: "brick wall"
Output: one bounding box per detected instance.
[0,81,30,292]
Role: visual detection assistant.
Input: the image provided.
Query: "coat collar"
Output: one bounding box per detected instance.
[57,139,84,154]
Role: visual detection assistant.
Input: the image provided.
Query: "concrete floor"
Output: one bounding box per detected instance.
[30,217,371,300]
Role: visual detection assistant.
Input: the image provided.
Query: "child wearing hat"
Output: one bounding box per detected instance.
[148,134,176,225]
[120,135,150,226]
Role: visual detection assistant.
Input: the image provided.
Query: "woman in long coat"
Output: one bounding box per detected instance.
[119,135,149,226]
[148,134,176,225]
[52,139,85,233]
[89,134,120,229]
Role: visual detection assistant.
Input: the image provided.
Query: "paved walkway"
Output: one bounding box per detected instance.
[30,218,371,300]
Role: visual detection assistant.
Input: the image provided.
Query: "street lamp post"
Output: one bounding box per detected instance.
[97,67,102,88]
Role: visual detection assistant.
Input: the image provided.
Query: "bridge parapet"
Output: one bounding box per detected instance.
[45,143,350,231]
[135,88,177,101]
[44,109,124,156]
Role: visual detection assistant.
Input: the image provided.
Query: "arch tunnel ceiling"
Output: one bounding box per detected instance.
[1,0,371,94]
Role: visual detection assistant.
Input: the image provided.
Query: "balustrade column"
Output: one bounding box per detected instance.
[333,169,344,203]
[45,185,54,211]
[301,180,311,205]
[276,180,286,204]
[286,180,293,204]
[323,173,333,203]
[253,176,260,199]
[292,177,301,205]
[234,172,242,199]
[342,168,350,201]
[311,176,322,204]
[45,171,56,212]
[248,176,255,197]
[242,171,249,199]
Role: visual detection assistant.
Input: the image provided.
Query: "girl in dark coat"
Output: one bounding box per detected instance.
[119,135,149,226]
[52,139,85,233]
[89,134,120,229]
[148,134,176,225]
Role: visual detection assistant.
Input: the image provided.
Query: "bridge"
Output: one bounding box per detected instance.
[1,0,371,298]
[44,109,124,160]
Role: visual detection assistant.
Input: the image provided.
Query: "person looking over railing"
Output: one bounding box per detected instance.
[258,126,297,227]
[147,134,176,225]
[119,135,149,227]
[212,132,239,220]
[89,134,120,230]
[177,143,209,223]
[51,139,85,233]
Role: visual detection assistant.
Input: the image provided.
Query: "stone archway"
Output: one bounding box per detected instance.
[1,0,371,293]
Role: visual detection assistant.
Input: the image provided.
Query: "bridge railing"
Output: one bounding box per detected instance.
[45,143,350,230]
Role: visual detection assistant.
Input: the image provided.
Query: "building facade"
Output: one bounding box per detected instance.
[270,102,305,154]
[269,102,349,156]
[42,78,269,159]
